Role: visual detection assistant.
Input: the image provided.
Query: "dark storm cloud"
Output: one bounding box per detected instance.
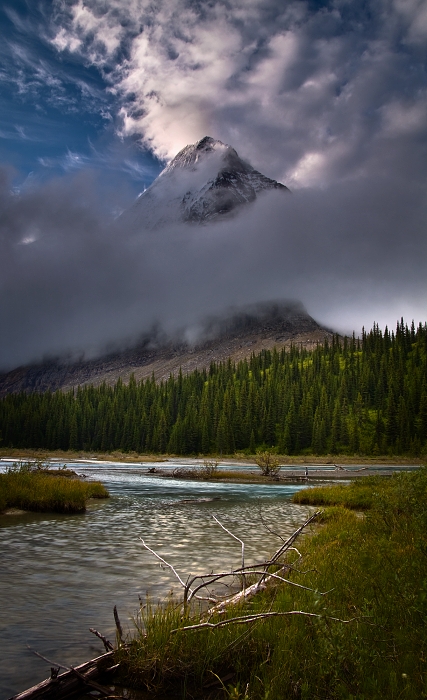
[0,0,426,369]
[0,161,425,370]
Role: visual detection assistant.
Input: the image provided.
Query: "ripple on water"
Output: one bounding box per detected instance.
[0,460,311,697]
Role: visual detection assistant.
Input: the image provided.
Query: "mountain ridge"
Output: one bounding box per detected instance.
[0,302,333,396]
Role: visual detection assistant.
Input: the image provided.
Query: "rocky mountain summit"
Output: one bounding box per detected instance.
[0,301,332,396]
[120,136,289,230]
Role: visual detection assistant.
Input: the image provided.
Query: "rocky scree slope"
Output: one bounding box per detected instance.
[0,302,332,395]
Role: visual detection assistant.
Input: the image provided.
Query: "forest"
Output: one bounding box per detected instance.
[1,319,426,456]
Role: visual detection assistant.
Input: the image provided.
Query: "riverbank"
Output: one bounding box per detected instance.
[6,467,427,698]
[142,464,417,484]
[112,469,427,699]
[1,447,424,466]
[1,448,423,489]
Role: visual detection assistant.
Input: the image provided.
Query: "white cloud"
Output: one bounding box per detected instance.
[48,0,427,187]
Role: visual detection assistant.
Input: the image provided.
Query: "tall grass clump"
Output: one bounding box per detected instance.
[0,465,108,514]
[118,469,427,699]
[292,474,392,509]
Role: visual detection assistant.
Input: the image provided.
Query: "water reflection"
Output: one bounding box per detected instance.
[0,460,311,698]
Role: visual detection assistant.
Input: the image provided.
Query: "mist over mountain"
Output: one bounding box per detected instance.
[120,136,289,230]
[0,300,330,395]
[0,132,426,373]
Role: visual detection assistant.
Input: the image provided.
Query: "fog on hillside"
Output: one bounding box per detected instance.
[0,166,425,371]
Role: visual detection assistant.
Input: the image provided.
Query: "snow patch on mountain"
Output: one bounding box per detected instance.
[121,136,289,230]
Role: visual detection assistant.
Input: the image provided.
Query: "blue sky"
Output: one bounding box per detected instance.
[0,0,162,197]
[0,0,426,368]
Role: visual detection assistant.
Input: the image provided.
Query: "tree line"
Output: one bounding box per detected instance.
[1,319,426,456]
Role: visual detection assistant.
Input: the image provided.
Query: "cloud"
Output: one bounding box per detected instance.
[49,0,427,188]
[0,1,425,371]
[0,159,425,371]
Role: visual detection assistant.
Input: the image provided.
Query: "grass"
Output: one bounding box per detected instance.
[291,475,392,509]
[116,469,427,699]
[0,467,109,514]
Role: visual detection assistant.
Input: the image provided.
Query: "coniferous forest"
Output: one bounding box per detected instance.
[1,320,426,456]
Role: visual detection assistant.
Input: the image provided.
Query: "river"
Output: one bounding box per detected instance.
[0,459,316,698]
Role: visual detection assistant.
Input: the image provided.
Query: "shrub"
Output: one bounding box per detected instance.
[254,450,281,477]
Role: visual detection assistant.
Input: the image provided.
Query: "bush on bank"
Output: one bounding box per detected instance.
[117,469,427,699]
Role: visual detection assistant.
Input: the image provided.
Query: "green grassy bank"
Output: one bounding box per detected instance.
[292,474,398,509]
[0,464,109,514]
[117,469,427,699]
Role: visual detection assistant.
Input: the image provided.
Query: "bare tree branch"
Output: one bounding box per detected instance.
[140,538,216,605]
[140,538,188,588]
[213,515,245,570]
[172,611,358,633]
[90,627,114,652]
[256,498,287,544]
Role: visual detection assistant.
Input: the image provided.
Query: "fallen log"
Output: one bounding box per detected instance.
[7,649,120,700]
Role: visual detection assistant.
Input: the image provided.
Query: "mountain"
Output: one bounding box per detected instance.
[120,136,289,230]
[0,301,332,396]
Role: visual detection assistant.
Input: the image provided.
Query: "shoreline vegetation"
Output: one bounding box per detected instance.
[0,460,109,514]
[110,469,427,698]
[6,471,427,698]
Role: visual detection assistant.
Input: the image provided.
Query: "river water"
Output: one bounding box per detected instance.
[0,459,316,698]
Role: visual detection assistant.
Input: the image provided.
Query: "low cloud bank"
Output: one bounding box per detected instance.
[0,165,426,370]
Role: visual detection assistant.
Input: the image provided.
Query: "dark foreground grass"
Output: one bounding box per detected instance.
[117,469,427,699]
[0,471,109,513]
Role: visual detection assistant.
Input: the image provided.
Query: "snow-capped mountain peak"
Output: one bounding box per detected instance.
[122,136,289,230]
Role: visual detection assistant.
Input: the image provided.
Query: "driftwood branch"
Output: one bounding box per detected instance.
[140,537,187,587]
[213,515,245,570]
[140,511,322,614]
[267,511,320,567]
[172,610,357,633]
[26,648,68,672]
[27,646,116,696]
[90,627,114,652]
[10,649,120,700]
[205,567,330,616]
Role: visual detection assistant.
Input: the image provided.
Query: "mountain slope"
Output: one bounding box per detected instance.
[0,302,332,396]
[121,136,289,230]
